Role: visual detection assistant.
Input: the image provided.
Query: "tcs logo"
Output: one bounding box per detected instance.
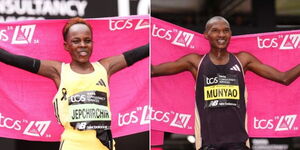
[109,19,133,31]
[257,34,300,50]
[152,24,195,48]
[206,77,218,85]
[257,36,278,49]
[254,117,274,129]
[0,30,8,41]
[109,19,149,31]
[152,24,172,40]
[253,115,298,131]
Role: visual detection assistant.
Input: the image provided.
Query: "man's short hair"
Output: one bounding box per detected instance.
[205,16,230,31]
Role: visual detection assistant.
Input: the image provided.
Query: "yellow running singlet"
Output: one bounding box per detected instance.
[53,62,113,150]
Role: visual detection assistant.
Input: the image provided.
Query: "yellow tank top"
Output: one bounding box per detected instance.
[53,62,111,132]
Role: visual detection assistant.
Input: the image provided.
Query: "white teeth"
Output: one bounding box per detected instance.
[79,51,88,56]
[218,39,225,44]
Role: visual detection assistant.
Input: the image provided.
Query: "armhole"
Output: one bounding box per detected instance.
[97,60,109,73]
[233,55,245,78]
[56,63,66,92]
[94,62,111,108]
[235,54,249,145]
[194,54,206,90]
[95,62,108,75]
[194,55,205,149]
[245,86,250,147]
[233,54,247,106]
[195,105,202,149]
[93,62,110,92]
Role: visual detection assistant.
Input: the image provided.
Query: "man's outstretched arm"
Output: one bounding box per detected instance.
[151,53,201,79]
[237,52,300,85]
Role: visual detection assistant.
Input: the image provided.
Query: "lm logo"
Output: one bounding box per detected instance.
[170,113,191,128]
[23,121,51,137]
[171,31,194,47]
[134,19,149,30]
[11,25,36,44]
[279,34,300,50]
[275,115,297,131]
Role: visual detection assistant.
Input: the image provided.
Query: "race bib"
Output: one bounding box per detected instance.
[68,91,111,130]
[204,74,240,108]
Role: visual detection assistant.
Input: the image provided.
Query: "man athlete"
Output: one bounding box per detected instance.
[152,16,300,150]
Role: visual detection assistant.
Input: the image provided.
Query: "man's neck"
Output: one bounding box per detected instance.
[209,48,229,65]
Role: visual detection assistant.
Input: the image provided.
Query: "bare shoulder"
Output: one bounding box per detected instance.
[234,51,255,62]
[36,60,63,88]
[234,51,260,70]
[98,57,109,65]
[40,60,63,76]
[183,53,202,59]
[235,51,253,58]
[97,57,109,71]
[43,60,62,69]
[97,54,125,73]
[98,56,114,70]
[181,53,203,67]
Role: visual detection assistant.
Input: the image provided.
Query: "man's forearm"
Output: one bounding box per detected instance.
[283,64,300,85]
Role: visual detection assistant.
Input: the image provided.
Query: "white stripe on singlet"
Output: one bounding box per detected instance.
[194,54,206,150]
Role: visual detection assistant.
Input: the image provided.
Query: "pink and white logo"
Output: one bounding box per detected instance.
[253,114,298,131]
[257,34,300,50]
[172,31,194,48]
[117,105,149,127]
[109,19,149,31]
[0,29,8,42]
[118,105,192,129]
[151,24,172,40]
[279,34,300,50]
[135,19,150,30]
[152,24,195,48]
[109,19,133,31]
[23,121,51,137]
[170,113,191,128]
[275,115,297,131]
[11,25,36,44]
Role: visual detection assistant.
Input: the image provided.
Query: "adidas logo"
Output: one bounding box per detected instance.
[229,64,241,72]
[96,79,106,87]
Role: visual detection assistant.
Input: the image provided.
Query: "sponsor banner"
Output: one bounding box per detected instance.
[0,112,52,138]
[151,17,203,135]
[151,17,300,137]
[0,15,149,141]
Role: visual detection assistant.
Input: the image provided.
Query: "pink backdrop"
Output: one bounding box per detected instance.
[0,15,149,141]
[151,17,300,138]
